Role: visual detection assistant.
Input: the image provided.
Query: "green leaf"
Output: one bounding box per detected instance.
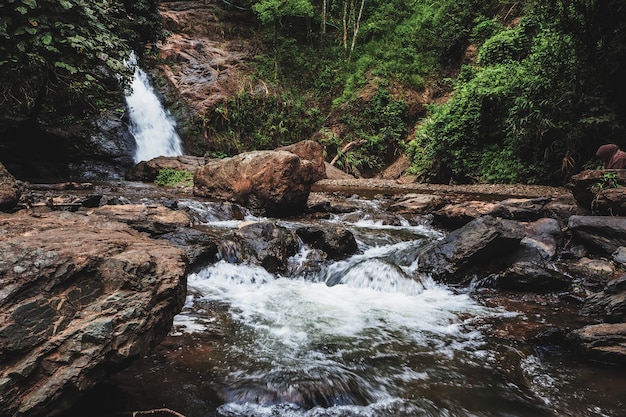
[41,33,52,45]
[16,6,27,14]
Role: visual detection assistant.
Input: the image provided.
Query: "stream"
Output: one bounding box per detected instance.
[65,193,626,417]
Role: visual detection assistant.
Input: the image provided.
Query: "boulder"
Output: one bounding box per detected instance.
[160,227,219,270]
[295,225,358,260]
[521,218,562,260]
[125,155,206,182]
[433,198,555,229]
[582,275,626,323]
[569,169,626,210]
[491,260,571,293]
[277,140,326,181]
[0,211,188,417]
[568,215,626,255]
[418,215,525,285]
[234,221,299,273]
[570,323,626,365]
[433,201,499,228]
[0,162,21,212]
[193,144,325,217]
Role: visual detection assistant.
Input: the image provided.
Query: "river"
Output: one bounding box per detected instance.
[62,193,625,417]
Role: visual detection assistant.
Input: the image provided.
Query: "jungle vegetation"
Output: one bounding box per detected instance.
[1,0,625,185]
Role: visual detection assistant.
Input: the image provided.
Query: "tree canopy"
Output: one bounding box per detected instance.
[0,0,164,123]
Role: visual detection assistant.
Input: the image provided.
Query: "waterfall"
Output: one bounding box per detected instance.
[124,53,183,163]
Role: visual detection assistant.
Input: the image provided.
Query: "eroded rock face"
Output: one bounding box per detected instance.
[193,143,326,217]
[0,211,188,417]
[0,162,21,212]
[295,225,358,260]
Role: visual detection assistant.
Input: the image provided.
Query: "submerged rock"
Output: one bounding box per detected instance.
[0,211,188,417]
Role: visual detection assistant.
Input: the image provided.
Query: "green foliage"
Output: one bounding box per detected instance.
[205,90,323,155]
[252,0,314,24]
[0,0,164,122]
[322,85,408,176]
[408,0,626,185]
[154,168,194,187]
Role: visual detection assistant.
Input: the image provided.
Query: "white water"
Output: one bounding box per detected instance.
[171,206,518,416]
[124,53,183,163]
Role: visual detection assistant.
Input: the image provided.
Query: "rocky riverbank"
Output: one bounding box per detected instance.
[3,153,626,416]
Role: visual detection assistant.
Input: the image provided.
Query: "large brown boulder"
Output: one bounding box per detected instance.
[193,143,326,217]
[0,211,188,417]
[0,162,21,212]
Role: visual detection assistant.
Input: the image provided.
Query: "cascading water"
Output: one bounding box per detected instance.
[124,53,183,163]
[98,197,626,417]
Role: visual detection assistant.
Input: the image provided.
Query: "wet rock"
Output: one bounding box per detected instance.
[418,215,525,285]
[492,261,571,293]
[125,155,206,182]
[582,275,626,323]
[92,204,191,236]
[193,143,325,217]
[160,227,219,270]
[296,225,358,260]
[235,221,299,273]
[387,193,446,215]
[521,218,563,260]
[0,211,187,417]
[569,169,626,211]
[0,162,21,212]
[570,322,626,365]
[568,215,626,255]
[433,201,499,228]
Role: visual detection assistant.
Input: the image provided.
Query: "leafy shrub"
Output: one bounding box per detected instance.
[154,168,194,187]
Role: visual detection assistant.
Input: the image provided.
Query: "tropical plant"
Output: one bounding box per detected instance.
[0,0,164,123]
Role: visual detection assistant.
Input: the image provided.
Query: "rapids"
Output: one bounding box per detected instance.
[67,195,626,417]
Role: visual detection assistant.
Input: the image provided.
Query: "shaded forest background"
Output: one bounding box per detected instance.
[1,0,625,185]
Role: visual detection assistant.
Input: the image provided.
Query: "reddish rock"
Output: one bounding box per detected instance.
[0,162,21,212]
[193,145,325,217]
[0,211,188,417]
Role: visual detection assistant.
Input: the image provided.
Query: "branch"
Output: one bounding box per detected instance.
[330,139,367,166]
